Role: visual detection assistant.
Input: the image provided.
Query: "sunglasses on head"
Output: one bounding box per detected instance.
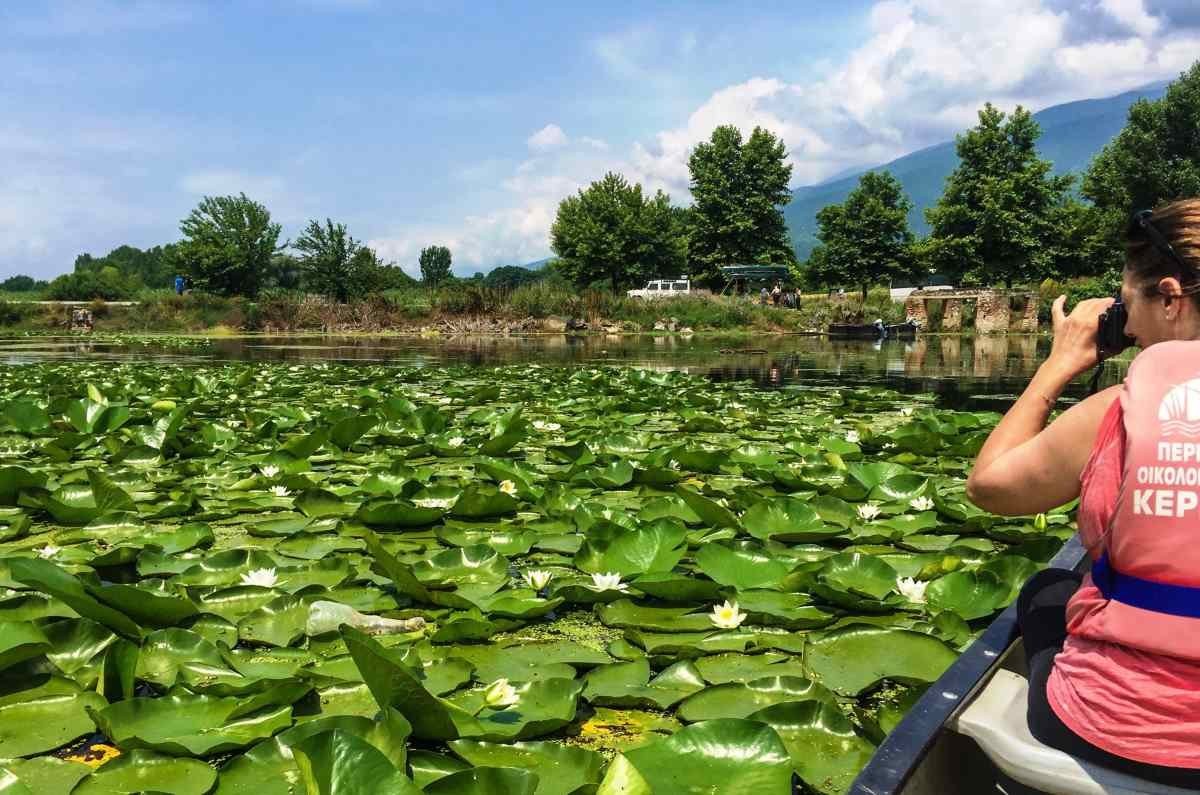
[1131,208,1193,277]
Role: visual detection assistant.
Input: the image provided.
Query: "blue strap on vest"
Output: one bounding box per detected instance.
[1092,553,1200,619]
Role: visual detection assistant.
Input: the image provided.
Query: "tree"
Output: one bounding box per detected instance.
[1083,61,1200,270]
[419,246,453,286]
[174,194,283,297]
[924,104,1074,287]
[550,172,687,292]
[0,275,45,293]
[483,265,544,290]
[687,125,797,283]
[807,171,917,300]
[294,218,368,302]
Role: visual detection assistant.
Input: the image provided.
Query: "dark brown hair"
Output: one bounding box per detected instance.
[1125,198,1200,302]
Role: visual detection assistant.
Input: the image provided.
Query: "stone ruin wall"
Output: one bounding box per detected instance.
[903,289,1038,333]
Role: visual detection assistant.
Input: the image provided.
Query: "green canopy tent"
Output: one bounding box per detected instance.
[719,265,793,295]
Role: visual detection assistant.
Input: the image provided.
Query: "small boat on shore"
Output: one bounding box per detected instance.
[828,320,919,340]
[848,535,1187,795]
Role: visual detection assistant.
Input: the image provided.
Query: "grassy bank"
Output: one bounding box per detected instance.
[0,284,910,335]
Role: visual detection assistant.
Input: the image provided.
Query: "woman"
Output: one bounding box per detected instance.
[967,198,1200,787]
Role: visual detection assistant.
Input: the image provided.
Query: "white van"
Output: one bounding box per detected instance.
[627,279,691,299]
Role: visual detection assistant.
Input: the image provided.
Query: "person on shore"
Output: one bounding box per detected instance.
[966,198,1200,787]
[760,286,769,306]
[771,282,782,306]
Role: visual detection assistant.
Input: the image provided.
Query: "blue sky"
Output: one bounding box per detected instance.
[3,0,1199,280]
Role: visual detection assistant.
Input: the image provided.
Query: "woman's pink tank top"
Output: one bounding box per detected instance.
[1047,340,1200,768]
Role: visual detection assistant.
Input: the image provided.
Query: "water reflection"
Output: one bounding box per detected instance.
[0,332,1127,405]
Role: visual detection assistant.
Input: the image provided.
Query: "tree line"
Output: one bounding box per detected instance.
[552,60,1200,297]
[8,60,1199,303]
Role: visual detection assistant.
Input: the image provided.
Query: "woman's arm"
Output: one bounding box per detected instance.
[966,295,1121,516]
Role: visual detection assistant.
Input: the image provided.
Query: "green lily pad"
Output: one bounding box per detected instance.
[0,676,106,757]
[749,700,878,795]
[676,675,838,722]
[72,749,217,795]
[90,693,293,755]
[805,625,957,695]
[448,740,603,795]
[584,658,705,710]
[604,718,793,794]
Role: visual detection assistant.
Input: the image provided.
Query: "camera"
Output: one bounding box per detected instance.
[1097,293,1135,358]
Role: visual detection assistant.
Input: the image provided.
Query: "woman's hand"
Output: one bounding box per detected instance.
[1046,294,1114,379]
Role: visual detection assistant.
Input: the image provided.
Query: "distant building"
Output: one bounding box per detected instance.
[889,272,954,302]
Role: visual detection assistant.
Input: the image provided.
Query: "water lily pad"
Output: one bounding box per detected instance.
[742,498,842,543]
[0,676,106,756]
[448,740,603,795]
[584,658,705,710]
[925,569,1009,620]
[695,543,789,591]
[291,728,421,794]
[604,718,793,794]
[91,693,293,755]
[72,749,217,795]
[676,675,837,722]
[748,700,877,795]
[0,621,49,671]
[575,521,687,578]
[805,625,957,695]
[423,766,539,795]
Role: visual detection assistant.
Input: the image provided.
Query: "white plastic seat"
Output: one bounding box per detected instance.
[952,669,1194,795]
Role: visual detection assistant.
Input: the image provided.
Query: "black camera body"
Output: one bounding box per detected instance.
[1097,293,1135,358]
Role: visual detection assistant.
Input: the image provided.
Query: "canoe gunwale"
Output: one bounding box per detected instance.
[845,534,1088,795]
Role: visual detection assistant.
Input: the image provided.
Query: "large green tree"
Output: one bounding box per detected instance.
[924,104,1073,286]
[175,194,283,297]
[687,125,797,283]
[807,171,917,300]
[1083,61,1200,270]
[294,218,369,302]
[550,172,687,291]
[419,246,453,286]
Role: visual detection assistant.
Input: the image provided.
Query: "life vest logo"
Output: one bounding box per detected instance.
[1158,378,1200,436]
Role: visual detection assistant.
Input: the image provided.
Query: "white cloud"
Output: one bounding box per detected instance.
[411,0,1198,270]
[1100,0,1161,37]
[527,124,569,151]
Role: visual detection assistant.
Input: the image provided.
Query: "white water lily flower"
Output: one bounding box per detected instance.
[36,544,60,559]
[270,485,292,497]
[845,430,860,444]
[482,678,519,710]
[857,503,882,521]
[446,436,465,448]
[909,496,934,512]
[240,567,279,588]
[260,465,280,479]
[532,420,561,432]
[588,572,628,592]
[896,577,928,604]
[709,600,747,630]
[498,480,518,496]
[523,570,553,591]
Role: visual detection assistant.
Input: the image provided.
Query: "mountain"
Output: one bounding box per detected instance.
[784,82,1169,261]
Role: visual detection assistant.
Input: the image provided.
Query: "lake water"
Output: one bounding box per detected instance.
[0,333,1127,408]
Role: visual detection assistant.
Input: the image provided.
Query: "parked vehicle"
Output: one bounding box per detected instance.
[627,279,691,299]
[849,535,1185,795]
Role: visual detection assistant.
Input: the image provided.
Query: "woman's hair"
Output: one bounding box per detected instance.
[1125,198,1200,302]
